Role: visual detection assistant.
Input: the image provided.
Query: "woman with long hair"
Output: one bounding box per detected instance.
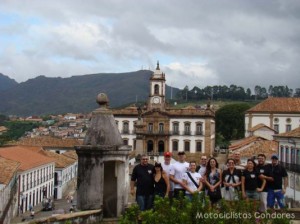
[204,157,222,205]
[242,159,265,200]
[153,162,170,198]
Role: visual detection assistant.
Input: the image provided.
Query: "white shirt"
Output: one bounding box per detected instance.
[183,172,201,194]
[162,162,174,191]
[170,161,189,189]
[198,165,206,177]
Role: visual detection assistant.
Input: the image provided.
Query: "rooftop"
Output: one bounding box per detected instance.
[247,97,300,113]
[0,146,55,171]
[0,157,20,185]
[274,126,300,138]
[16,136,83,148]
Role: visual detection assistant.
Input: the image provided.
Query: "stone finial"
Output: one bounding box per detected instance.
[156,61,160,70]
[96,93,109,108]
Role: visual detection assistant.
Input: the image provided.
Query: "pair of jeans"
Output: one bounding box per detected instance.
[267,189,285,208]
[136,195,154,211]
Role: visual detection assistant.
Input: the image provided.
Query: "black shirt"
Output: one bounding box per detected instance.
[268,163,288,190]
[256,164,272,192]
[131,164,154,196]
[243,169,259,191]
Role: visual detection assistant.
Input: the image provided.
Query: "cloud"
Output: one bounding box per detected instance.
[0,0,300,89]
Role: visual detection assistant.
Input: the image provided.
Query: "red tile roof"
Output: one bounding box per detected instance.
[248,123,276,132]
[16,136,83,148]
[229,136,278,158]
[0,157,20,185]
[247,97,300,113]
[274,126,300,138]
[0,146,55,171]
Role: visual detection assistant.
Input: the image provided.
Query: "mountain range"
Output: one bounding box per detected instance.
[0,71,179,116]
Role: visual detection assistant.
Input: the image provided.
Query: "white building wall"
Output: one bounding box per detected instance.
[246,113,300,135]
[19,162,55,213]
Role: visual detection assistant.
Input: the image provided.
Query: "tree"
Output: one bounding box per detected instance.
[216,103,252,142]
[254,85,261,101]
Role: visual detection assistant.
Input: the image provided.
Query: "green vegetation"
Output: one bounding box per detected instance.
[0,120,39,146]
[215,103,252,147]
[120,194,291,224]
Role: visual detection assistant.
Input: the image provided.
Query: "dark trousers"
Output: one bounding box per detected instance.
[174,188,185,199]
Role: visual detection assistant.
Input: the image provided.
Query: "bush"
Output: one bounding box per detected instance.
[120,194,291,224]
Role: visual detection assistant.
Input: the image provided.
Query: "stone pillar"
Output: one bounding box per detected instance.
[75,93,131,217]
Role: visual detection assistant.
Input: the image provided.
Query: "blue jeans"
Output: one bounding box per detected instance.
[267,189,285,208]
[136,195,154,211]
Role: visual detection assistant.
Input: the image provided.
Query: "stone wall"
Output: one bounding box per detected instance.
[20,209,102,224]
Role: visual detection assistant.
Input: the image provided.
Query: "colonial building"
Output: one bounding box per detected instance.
[0,146,55,213]
[0,157,20,224]
[273,127,300,207]
[113,62,215,156]
[245,97,300,136]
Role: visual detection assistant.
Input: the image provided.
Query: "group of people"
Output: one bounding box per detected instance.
[130,151,288,213]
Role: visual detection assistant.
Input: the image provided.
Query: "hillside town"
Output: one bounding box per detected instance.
[0,64,300,224]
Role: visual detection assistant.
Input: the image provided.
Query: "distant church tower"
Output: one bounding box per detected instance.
[148,61,166,111]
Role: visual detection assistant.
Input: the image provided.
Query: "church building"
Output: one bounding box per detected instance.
[113,62,215,156]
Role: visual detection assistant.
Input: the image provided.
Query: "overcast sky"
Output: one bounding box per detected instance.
[1,0,299,89]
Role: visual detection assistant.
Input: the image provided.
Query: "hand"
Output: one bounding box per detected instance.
[256,188,262,192]
[282,189,286,195]
[242,192,247,199]
[200,177,205,183]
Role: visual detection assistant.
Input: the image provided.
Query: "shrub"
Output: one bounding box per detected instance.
[120,194,291,224]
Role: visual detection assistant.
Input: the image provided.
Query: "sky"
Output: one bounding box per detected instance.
[0,0,300,89]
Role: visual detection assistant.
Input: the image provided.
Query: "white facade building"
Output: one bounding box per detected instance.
[113,62,215,156]
[273,127,300,207]
[0,146,55,213]
[245,97,300,136]
[0,157,19,224]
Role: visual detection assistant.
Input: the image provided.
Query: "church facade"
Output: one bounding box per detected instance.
[113,62,215,156]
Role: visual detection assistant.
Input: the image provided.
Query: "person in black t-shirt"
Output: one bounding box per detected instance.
[256,153,273,212]
[130,154,154,211]
[267,154,288,209]
[242,159,265,200]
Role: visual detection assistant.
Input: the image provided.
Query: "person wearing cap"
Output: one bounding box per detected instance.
[130,154,154,211]
[256,153,273,212]
[161,151,174,198]
[169,151,189,198]
[267,154,288,209]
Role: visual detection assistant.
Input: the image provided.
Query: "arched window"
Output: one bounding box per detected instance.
[154,84,159,94]
[122,121,129,134]
[172,140,178,151]
[184,140,190,152]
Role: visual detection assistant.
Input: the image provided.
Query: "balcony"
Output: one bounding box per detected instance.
[280,161,300,173]
[184,131,191,136]
[121,129,130,134]
[195,131,203,136]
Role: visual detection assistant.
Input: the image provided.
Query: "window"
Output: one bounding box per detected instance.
[274,124,279,133]
[184,122,191,135]
[154,84,159,94]
[196,123,203,135]
[122,121,129,134]
[280,145,284,162]
[286,124,291,132]
[148,123,153,133]
[173,122,179,135]
[159,123,164,133]
[172,140,178,151]
[123,139,128,145]
[196,141,202,152]
[297,150,300,165]
[286,118,291,123]
[184,141,190,152]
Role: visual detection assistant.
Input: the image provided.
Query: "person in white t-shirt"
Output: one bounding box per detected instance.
[183,161,203,201]
[170,151,190,198]
[161,151,174,198]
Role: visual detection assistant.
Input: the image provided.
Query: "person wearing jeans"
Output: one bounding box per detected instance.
[267,154,288,209]
[131,154,154,211]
